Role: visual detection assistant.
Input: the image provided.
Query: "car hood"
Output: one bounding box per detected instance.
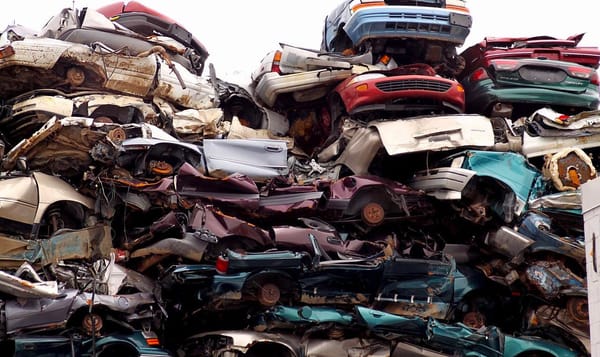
[370,114,495,155]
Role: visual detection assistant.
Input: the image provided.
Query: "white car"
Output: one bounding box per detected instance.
[250,43,381,108]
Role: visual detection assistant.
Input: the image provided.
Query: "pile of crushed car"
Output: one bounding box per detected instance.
[0,0,597,356]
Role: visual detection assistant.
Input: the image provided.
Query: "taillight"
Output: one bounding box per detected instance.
[271,50,282,74]
[591,71,599,86]
[492,59,519,71]
[469,68,489,82]
[142,331,161,346]
[146,337,161,346]
[114,249,129,262]
[216,255,229,274]
[590,71,600,86]
[567,65,594,80]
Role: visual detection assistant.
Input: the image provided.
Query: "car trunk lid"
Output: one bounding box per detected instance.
[491,58,597,93]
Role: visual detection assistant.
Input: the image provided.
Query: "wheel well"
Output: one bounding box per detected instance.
[454,288,521,331]
[245,342,295,357]
[97,343,139,357]
[345,187,394,217]
[67,306,110,333]
[67,305,136,336]
[331,24,353,52]
[39,200,90,237]
[514,352,555,357]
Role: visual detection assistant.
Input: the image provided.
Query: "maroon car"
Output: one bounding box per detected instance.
[459,33,600,79]
[330,63,465,121]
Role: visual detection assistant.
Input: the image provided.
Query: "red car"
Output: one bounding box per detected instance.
[459,33,600,79]
[330,63,465,120]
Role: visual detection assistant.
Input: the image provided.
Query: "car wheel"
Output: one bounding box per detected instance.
[257,282,281,307]
[361,202,385,226]
[82,313,103,335]
[566,296,589,323]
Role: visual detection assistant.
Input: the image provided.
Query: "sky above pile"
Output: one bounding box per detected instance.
[1,0,598,84]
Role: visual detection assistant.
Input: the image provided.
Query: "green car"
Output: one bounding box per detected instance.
[0,330,172,357]
[459,57,599,119]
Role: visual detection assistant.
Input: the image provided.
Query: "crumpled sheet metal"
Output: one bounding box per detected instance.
[0,38,157,98]
[542,147,597,191]
[3,116,112,173]
[371,114,495,156]
[525,260,586,300]
[130,232,210,263]
[154,61,217,110]
[180,330,390,357]
[4,288,157,335]
[0,224,113,268]
[333,125,382,175]
[0,262,60,299]
[533,303,591,354]
[528,191,582,212]
[172,107,225,141]
[228,117,294,149]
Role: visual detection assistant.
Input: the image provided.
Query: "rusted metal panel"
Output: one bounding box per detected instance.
[41,224,113,265]
[0,38,157,98]
[0,224,112,268]
[154,63,216,110]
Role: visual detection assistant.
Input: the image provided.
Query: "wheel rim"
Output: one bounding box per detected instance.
[257,283,281,306]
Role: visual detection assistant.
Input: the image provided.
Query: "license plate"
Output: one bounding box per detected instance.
[450,12,472,27]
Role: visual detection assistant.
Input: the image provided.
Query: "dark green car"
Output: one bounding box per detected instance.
[0,331,172,357]
[459,57,599,119]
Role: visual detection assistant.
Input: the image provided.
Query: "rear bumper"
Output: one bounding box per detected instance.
[255,69,352,107]
[464,79,600,113]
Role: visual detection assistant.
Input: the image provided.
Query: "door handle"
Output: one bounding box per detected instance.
[265,145,283,152]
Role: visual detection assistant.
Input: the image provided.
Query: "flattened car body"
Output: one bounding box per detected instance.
[411,150,548,223]
[0,224,112,269]
[0,37,157,99]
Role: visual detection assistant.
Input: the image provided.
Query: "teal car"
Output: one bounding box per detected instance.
[0,330,172,357]
[180,305,581,357]
[411,150,549,224]
[459,57,599,119]
[357,306,582,357]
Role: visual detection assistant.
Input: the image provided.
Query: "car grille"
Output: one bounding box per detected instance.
[375,79,452,92]
[384,0,443,7]
[385,14,452,34]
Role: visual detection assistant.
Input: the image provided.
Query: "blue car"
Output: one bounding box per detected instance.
[321,0,472,53]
